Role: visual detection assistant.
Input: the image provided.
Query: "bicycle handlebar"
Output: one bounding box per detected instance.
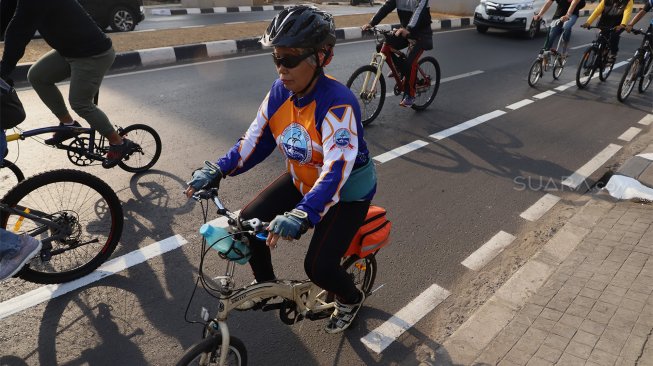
[189,188,269,234]
[630,28,651,36]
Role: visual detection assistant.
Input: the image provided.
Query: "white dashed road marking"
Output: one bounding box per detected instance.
[429,110,506,140]
[461,231,516,271]
[562,144,622,189]
[506,99,534,110]
[618,127,642,142]
[520,194,561,222]
[373,140,430,164]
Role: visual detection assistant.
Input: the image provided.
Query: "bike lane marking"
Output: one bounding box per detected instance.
[373,140,430,163]
[0,235,187,320]
[533,90,557,99]
[618,127,642,142]
[639,114,653,125]
[562,143,622,189]
[360,283,451,353]
[520,193,561,222]
[506,99,534,110]
[461,231,516,271]
[429,110,506,140]
[384,70,485,98]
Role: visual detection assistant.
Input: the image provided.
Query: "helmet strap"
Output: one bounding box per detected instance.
[294,48,330,98]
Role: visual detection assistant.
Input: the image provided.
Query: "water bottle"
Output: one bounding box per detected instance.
[199,223,251,265]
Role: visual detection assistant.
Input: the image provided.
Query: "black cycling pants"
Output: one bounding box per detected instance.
[599,28,624,54]
[240,173,370,304]
[384,34,425,98]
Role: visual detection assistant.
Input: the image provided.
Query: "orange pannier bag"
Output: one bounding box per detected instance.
[344,205,392,258]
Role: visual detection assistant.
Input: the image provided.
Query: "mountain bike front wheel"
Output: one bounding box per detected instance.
[412,56,440,111]
[0,169,123,284]
[528,59,543,87]
[599,59,614,81]
[618,57,641,102]
[346,65,386,126]
[0,159,24,193]
[639,56,653,93]
[576,47,597,89]
[118,123,162,173]
[176,335,247,366]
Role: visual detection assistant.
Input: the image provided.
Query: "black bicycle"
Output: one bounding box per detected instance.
[617,26,653,102]
[576,26,619,89]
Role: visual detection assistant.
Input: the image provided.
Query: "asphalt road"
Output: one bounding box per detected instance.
[1,20,653,365]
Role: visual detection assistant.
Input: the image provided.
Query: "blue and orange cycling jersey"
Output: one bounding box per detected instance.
[215,74,376,226]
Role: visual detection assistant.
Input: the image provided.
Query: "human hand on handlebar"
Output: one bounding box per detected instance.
[184,161,223,199]
[581,23,590,29]
[266,209,310,248]
[394,27,409,38]
[560,14,570,22]
[361,23,373,31]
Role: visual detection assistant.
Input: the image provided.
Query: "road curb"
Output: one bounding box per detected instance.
[437,195,615,365]
[148,4,292,16]
[11,18,472,83]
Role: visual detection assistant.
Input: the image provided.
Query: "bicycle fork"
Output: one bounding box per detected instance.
[361,53,387,98]
[204,320,231,366]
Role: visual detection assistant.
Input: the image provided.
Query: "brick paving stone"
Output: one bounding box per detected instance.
[633,245,653,255]
[542,333,571,350]
[622,234,644,245]
[531,317,556,332]
[546,298,572,313]
[525,357,554,366]
[594,327,629,356]
[531,294,553,307]
[540,308,563,322]
[556,352,585,366]
[624,289,649,303]
[579,319,607,336]
[586,280,609,292]
[559,313,584,329]
[599,239,621,249]
[587,348,618,366]
[619,334,647,358]
[565,276,589,288]
[533,344,562,363]
[631,323,653,337]
[620,298,645,313]
[498,359,522,366]
[605,232,626,242]
[630,223,649,234]
[571,330,599,347]
[614,270,639,282]
[611,277,636,289]
[559,284,583,297]
[636,312,653,327]
[572,295,597,309]
[598,291,624,306]
[630,280,653,295]
[505,347,533,365]
[565,303,592,318]
[573,270,594,279]
[551,322,577,339]
[592,301,619,317]
[604,285,628,297]
[589,228,609,239]
[618,265,643,275]
[564,340,593,359]
[606,249,631,264]
[521,304,544,319]
[579,287,602,299]
[625,252,648,266]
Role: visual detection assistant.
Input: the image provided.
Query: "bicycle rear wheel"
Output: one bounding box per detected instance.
[346,65,385,126]
[0,159,24,193]
[528,59,543,87]
[342,255,377,296]
[176,335,247,366]
[0,169,123,284]
[618,57,640,102]
[639,56,653,92]
[118,124,162,173]
[576,47,597,89]
[412,56,440,111]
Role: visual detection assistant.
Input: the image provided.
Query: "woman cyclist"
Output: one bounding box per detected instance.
[533,0,586,60]
[185,5,377,334]
[581,0,634,64]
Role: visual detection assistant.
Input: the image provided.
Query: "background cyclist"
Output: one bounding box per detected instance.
[361,0,433,108]
[625,0,653,33]
[533,0,586,60]
[0,0,135,169]
[581,0,634,65]
[185,5,377,334]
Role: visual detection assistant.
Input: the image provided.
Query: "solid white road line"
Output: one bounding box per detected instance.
[461,231,516,271]
[520,194,561,222]
[618,127,642,142]
[562,144,622,189]
[360,283,451,354]
[0,235,188,320]
[506,99,534,110]
[638,114,653,126]
[430,110,506,140]
[533,90,556,99]
[373,140,430,164]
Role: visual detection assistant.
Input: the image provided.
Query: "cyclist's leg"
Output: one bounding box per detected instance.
[403,46,424,98]
[67,47,116,140]
[239,173,302,282]
[27,50,73,123]
[384,34,409,75]
[561,15,578,55]
[608,28,624,59]
[545,21,564,50]
[304,200,370,304]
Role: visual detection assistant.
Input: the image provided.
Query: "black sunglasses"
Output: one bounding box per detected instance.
[271,51,313,68]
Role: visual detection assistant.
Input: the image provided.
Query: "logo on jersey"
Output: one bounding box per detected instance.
[280,123,312,164]
[331,128,354,151]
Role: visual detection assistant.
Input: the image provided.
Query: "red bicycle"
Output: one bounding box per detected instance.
[346,27,440,125]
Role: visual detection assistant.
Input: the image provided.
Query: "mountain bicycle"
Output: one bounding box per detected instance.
[0,168,123,283]
[617,26,653,102]
[5,122,161,173]
[176,187,389,366]
[528,18,569,87]
[346,27,440,125]
[576,26,619,89]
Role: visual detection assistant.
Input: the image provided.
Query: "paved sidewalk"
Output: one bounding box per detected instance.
[424,140,653,366]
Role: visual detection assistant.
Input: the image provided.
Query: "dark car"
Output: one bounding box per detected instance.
[78,0,145,32]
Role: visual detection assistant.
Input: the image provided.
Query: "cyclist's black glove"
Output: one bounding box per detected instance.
[187,161,223,191]
[268,209,310,240]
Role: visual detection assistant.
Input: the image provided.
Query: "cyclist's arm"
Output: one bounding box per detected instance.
[535,0,554,19]
[586,0,605,25]
[369,0,397,27]
[215,93,277,177]
[627,9,647,28]
[0,0,41,78]
[620,0,635,26]
[566,0,583,17]
[295,104,360,226]
[407,0,430,33]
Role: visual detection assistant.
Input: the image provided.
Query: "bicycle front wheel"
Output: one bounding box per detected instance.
[528,59,543,87]
[576,47,597,89]
[552,55,565,80]
[639,56,653,92]
[618,57,641,102]
[346,65,385,126]
[599,58,614,81]
[412,56,440,111]
[118,124,162,173]
[0,169,123,284]
[176,335,247,366]
[1,159,24,193]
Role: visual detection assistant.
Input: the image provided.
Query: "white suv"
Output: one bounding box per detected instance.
[474,0,551,38]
